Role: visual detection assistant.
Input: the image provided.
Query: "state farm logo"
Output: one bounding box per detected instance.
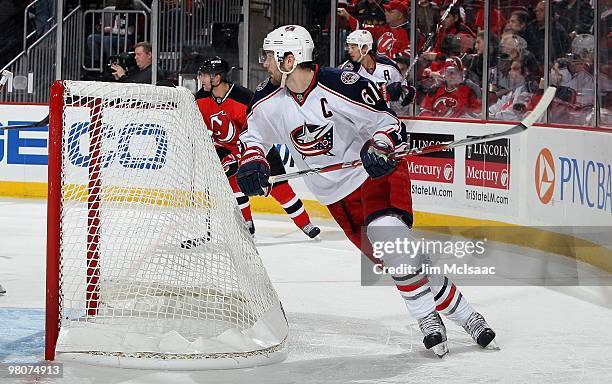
[535,148,555,204]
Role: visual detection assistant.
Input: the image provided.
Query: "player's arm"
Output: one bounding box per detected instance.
[326,71,404,179]
[353,81,403,179]
[236,81,279,196]
[216,146,238,177]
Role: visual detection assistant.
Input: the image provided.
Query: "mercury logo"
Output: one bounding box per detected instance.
[535,148,555,204]
[500,169,509,187]
[443,163,453,181]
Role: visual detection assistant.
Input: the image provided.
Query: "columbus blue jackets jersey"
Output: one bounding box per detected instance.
[241,65,402,204]
[340,54,404,104]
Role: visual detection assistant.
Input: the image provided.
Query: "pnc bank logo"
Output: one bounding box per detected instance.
[535,148,555,204]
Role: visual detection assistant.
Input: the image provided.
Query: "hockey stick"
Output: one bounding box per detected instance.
[404,0,459,75]
[269,86,556,184]
[0,115,49,130]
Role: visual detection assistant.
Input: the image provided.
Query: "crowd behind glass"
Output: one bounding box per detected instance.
[334,0,609,128]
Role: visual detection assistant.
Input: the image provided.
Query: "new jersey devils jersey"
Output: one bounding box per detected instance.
[241,66,402,204]
[340,55,404,104]
[419,84,481,118]
[196,83,253,156]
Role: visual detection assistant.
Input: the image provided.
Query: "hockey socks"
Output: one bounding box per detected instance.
[428,275,475,328]
[229,175,253,223]
[270,182,313,230]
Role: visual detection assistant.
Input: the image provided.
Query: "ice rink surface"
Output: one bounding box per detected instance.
[1,198,611,383]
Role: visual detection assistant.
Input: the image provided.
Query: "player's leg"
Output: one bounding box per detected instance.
[327,168,447,356]
[383,163,496,348]
[228,175,255,235]
[267,147,320,238]
[360,164,448,356]
[427,271,496,348]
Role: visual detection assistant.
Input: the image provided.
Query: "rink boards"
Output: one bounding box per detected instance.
[0,103,610,271]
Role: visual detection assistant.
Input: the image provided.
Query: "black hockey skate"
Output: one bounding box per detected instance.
[463,311,497,349]
[246,220,256,236]
[418,311,448,357]
[0,284,5,295]
[301,223,321,239]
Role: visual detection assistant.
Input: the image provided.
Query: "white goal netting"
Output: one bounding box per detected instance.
[46,81,288,369]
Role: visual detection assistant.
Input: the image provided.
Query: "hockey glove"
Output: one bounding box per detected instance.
[221,154,238,177]
[236,148,271,196]
[360,136,397,179]
[400,82,416,106]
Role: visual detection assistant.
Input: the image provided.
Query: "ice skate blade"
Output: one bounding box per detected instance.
[431,342,449,358]
[483,340,500,350]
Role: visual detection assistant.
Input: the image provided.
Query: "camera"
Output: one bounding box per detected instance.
[108,51,137,76]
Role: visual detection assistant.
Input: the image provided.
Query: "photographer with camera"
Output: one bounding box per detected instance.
[111,41,163,84]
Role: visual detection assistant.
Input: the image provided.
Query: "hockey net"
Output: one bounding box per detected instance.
[46,80,288,369]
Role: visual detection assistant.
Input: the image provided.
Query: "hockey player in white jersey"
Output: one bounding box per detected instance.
[236,25,496,357]
[340,29,415,111]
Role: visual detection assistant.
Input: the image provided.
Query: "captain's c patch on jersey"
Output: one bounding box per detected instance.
[290,122,335,158]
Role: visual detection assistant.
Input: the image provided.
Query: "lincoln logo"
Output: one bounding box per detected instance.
[535,148,555,204]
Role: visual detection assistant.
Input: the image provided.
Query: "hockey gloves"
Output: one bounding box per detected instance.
[360,136,397,179]
[236,149,271,196]
[400,83,416,107]
[221,154,238,177]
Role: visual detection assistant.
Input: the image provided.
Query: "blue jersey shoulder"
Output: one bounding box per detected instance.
[317,66,389,112]
[374,54,401,73]
[247,77,280,115]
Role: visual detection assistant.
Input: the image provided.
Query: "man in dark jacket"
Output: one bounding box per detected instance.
[111,41,164,84]
[554,0,594,36]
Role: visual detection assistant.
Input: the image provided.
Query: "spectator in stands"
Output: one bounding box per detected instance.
[466,31,499,89]
[430,3,475,56]
[338,0,421,59]
[352,0,387,26]
[505,10,530,42]
[489,79,540,121]
[473,0,506,35]
[35,0,55,37]
[568,34,595,109]
[498,59,526,92]
[112,41,163,83]
[416,0,440,37]
[493,33,540,96]
[419,57,481,118]
[85,0,136,66]
[524,1,570,63]
[600,0,612,125]
[548,34,595,125]
[418,34,462,96]
[554,0,594,37]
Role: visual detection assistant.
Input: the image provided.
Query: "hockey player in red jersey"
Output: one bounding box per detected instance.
[195,56,320,238]
[419,57,481,118]
[236,25,496,356]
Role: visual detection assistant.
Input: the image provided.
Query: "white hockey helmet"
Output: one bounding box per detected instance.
[261,25,314,86]
[262,25,314,65]
[346,29,374,53]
